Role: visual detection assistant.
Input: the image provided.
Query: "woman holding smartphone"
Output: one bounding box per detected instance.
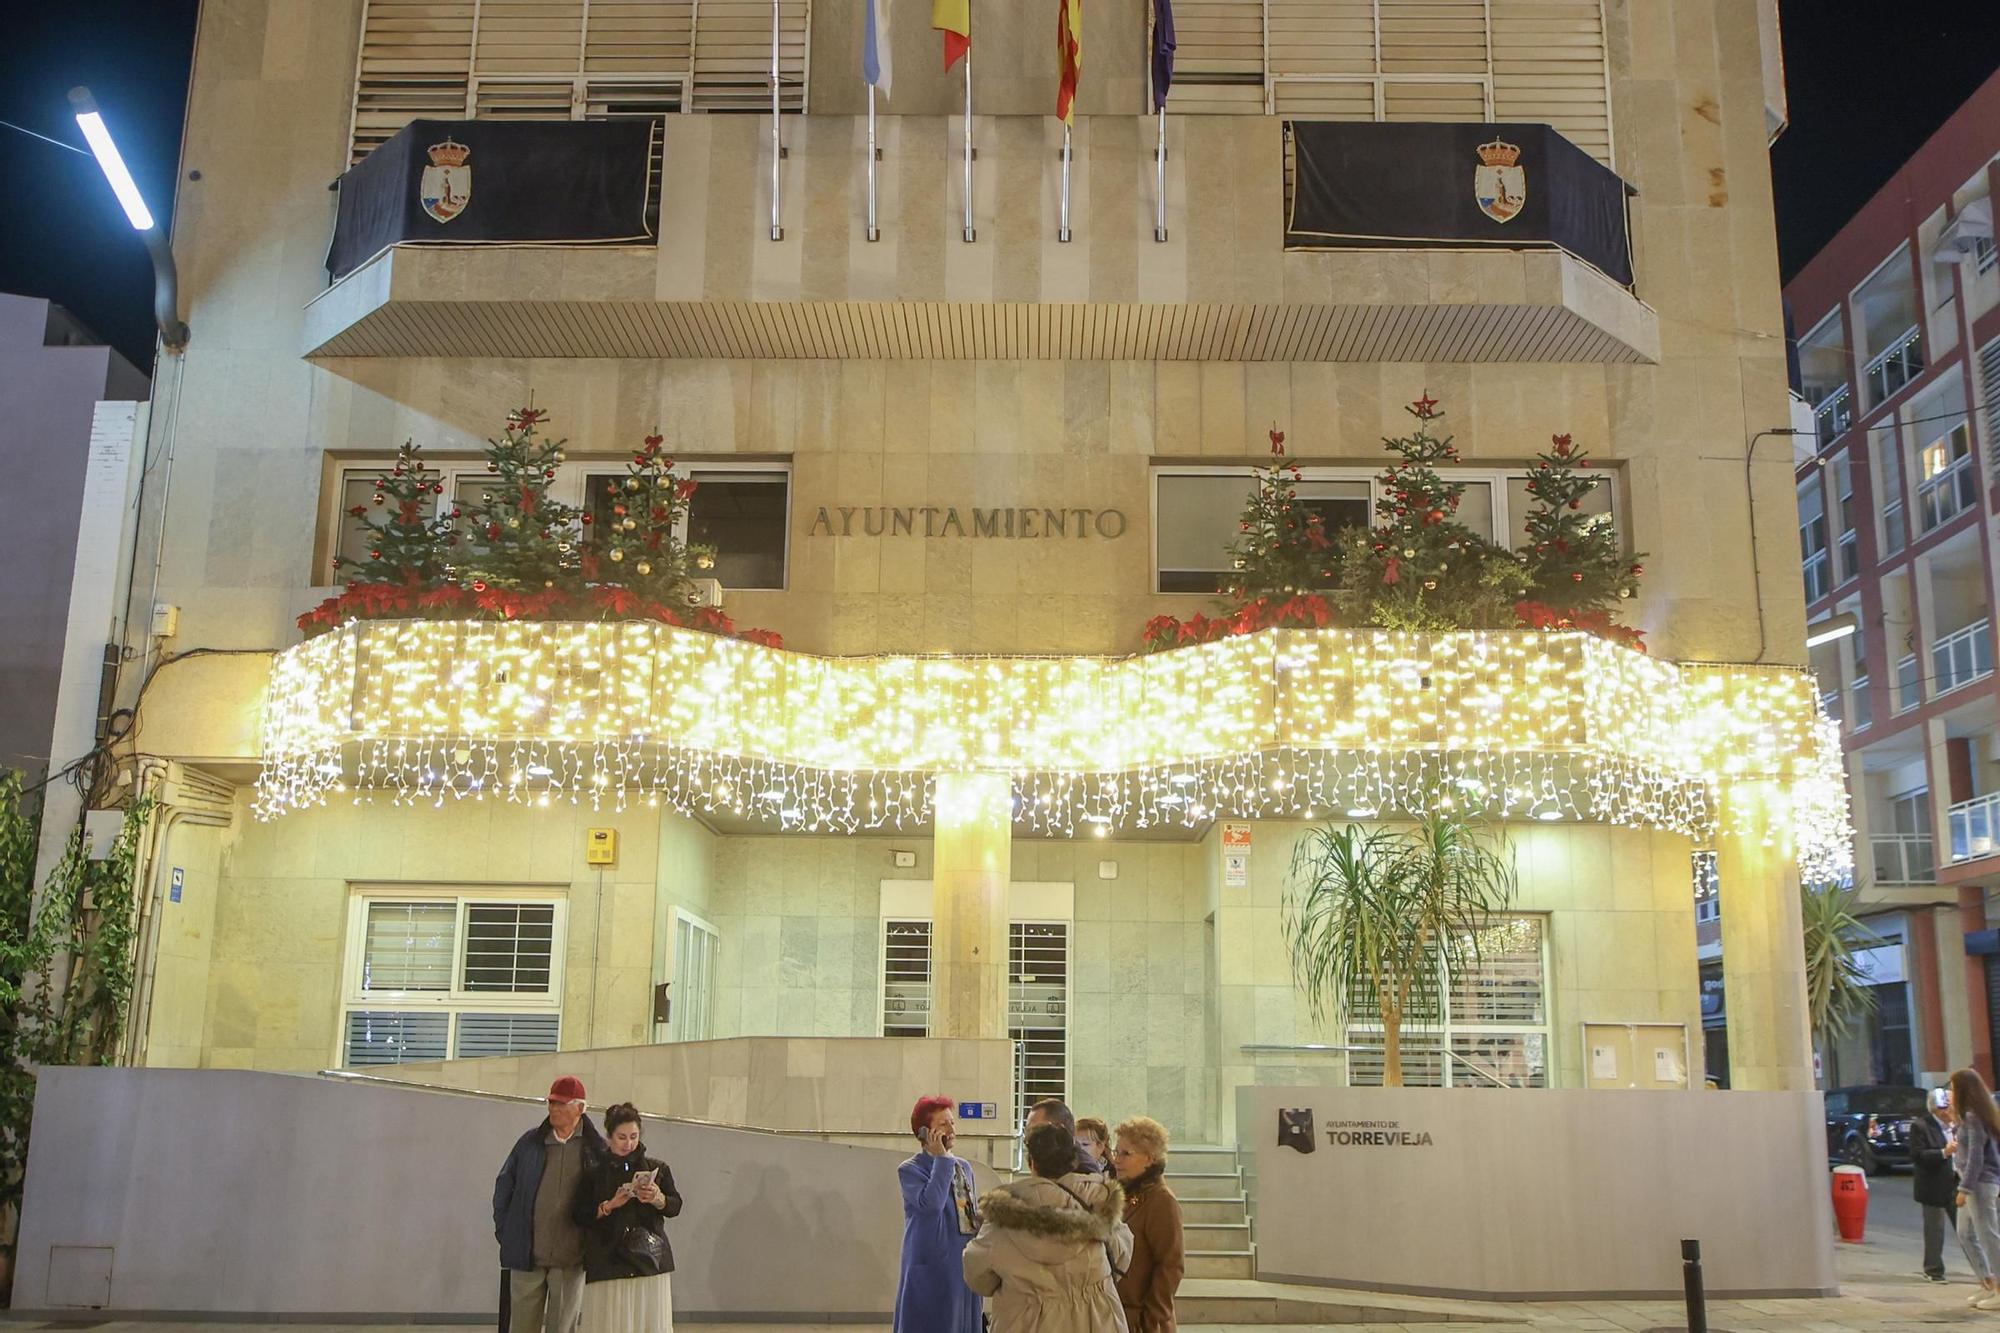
[895,1096,983,1333]
[574,1102,682,1332]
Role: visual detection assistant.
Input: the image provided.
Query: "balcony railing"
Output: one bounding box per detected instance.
[1850,674,1872,730]
[1896,654,1922,713]
[1932,619,1994,698]
[1919,451,1978,531]
[1813,385,1853,450]
[1865,327,1925,407]
[1872,832,1937,884]
[1951,792,2000,863]
[1819,687,1842,724]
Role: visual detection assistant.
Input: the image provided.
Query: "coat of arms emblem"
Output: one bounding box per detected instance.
[419,137,472,224]
[1474,137,1525,224]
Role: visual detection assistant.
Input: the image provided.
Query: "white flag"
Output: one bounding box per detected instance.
[864,0,894,99]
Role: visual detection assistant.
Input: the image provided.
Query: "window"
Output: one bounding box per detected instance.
[1010,922,1071,1130]
[1873,427,1907,555]
[328,458,789,589]
[1854,246,1924,408]
[1344,916,1551,1089]
[1797,313,1851,449]
[1153,467,1619,594]
[1831,457,1860,585]
[341,892,565,1066]
[581,465,789,590]
[882,920,933,1038]
[1798,478,1830,604]
[1917,422,1975,532]
[671,909,719,1041]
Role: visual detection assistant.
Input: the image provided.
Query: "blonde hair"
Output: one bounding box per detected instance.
[1115,1115,1170,1165]
[1076,1116,1110,1147]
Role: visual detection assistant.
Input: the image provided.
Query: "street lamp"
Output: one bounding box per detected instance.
[68,86,188,349]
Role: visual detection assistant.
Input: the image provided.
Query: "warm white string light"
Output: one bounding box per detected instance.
[253,620,1853,878]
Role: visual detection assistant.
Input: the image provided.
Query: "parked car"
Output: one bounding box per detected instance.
[1824,1085,1928,1174]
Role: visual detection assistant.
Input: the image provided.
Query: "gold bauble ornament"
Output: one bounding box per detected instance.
[625,477,641,492]
[636,562,652,576]
[609,549,625,562]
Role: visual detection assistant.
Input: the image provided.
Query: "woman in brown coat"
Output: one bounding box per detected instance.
[1111,1116,1184,1333]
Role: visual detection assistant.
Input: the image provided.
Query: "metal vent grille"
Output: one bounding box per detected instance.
[454,1011,562,1057]
[883,920,933,1037]
[344,1010,450,1065]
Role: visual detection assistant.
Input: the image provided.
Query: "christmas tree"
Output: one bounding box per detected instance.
[456,407,582,592]
[336,440,453,585]
[584,433,716,603]
[1333,394,1526,631]
[1517,432,1644,615]
[1223,427,1338,603]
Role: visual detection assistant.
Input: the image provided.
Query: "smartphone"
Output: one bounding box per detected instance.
[631,1169,657,1193]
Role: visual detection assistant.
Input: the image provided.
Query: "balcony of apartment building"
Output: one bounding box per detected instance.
[298,2,1658,366]
[1853,247,1929,416]
[1855,748,1938,893]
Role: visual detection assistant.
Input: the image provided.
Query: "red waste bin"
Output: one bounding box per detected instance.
[1832,1164,1869,1243]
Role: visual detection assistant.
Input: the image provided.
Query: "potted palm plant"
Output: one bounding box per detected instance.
[1284,811,1517,1086]
[1801,878,1881,1077]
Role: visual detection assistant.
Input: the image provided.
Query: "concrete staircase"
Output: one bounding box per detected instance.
[1165,1145,1255,1280]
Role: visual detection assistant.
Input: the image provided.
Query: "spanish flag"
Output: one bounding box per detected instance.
[933,0,970,70]
[1056,0,1082,124]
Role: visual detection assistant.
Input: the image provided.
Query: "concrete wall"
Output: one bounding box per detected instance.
[14,1067,917,1319]
[0,294,145,775]
[1240,1084,1835,1300]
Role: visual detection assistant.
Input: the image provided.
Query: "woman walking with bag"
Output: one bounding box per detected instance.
[574,1102,682,1332]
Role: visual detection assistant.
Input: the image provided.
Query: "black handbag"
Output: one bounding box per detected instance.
[1278,1108,1316,1154]
[619,1221,670,1276]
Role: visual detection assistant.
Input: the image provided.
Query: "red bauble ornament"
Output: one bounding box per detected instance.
[1571,572,1584,582]
[471,579,487,592]
[1425,509,1444,525]
[370,550,383,560]
[487,524,501,540]
[1568,500,1581,510]
[581,513,594,525]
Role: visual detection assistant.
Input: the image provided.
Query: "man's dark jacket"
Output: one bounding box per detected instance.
[493,1114,607,1271]
[1912,1108,1959,1209]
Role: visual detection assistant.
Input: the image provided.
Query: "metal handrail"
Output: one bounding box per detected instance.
[1237,1042,1518,1088]
[315,1068,788,1137]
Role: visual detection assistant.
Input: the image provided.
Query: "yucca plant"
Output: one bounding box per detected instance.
[1284,811,1517,1086]
[1801,879,1881,1055]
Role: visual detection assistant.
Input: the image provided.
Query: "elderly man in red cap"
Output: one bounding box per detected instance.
[494,1075,606,1333]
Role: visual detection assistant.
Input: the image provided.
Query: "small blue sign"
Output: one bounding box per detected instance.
[959,1101,984,1119]
[169,867,184,904]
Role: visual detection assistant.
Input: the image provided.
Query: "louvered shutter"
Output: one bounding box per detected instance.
[455,1012,562,1056]
[883,920,933,1037]
[1163,0,1267,113]
[1489,0,1612,164]
[1009,923,1069,1129]
[362,901,457,991]
[691,0,810,112]
[1980,338,2000,468]
[350,0,476,163]
[345,1010,450,1064]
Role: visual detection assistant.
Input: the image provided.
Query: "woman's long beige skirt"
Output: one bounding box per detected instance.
[579,1272,673,1333]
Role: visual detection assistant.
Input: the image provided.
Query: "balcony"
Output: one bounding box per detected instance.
[302,115,1660,365]
[1864,327,1925,407]
[1872,832,1937,885]
[1931,619,1994,698]
[1952,793,2000,863]
[1918,451,1978,532]
[1813,385,1853,450]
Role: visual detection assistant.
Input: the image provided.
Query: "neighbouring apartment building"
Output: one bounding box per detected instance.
[1789,68,2000,1093]
[95,0,1835,1172]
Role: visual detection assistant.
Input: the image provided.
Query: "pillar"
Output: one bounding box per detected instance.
[1961,887,1994,1083]
[1716,780,1814,1090]
[932,772,1011,1038]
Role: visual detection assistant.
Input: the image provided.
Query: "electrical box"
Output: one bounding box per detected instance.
[893,849,917,868]
[585,828,617,865]
[151,603,180,638]
[82,809,125,862]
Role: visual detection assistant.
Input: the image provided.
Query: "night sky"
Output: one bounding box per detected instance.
[0,2,1995,369]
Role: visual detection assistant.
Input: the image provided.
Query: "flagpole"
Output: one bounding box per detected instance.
[769,0,784,242]
[962,49,976,243]
[1154,106,1168,242]
[867,84,880,243]
[1056,121,1072,244]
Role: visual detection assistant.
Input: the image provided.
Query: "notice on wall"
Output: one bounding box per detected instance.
[1590,1043,1619,1082]
[1653,1045,1682,1086]
[1222,822,1252,851]
[1224,854,1250,888]
[169,867,184,905]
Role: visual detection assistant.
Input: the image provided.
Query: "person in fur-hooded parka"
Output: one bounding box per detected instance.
[963,1124,1134,1333]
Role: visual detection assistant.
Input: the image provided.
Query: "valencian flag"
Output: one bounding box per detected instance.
[863,0,893,98]
[1151,0,1176,109]
[933,0,970,70]
[1057,0,1082,124]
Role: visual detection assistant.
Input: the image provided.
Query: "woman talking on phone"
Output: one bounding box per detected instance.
[895,1096,984,1333]
[573,1102,682,1333]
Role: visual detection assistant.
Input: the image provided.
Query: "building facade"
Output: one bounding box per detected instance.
[1788,69,2000,1092]
[0,295,146,778]
[103,0,1825,1147]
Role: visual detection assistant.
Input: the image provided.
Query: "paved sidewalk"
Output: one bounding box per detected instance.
[0,1187,1978,1333]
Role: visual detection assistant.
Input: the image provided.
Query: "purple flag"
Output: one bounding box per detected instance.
[1151,0,1176,110]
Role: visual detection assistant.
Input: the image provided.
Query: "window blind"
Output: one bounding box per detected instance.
[1009,922,1070,1130]
[362,902,456,991]
[345,1009,451,1064]
[455,1011,563,1057]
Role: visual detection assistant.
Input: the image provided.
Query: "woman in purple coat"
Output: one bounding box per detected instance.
[895,1096,985,1333]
